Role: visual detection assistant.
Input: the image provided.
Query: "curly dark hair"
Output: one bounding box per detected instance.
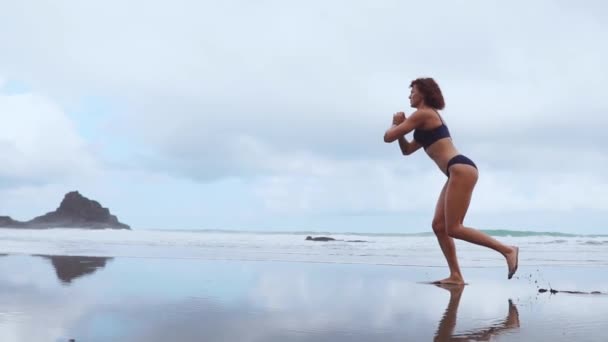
[410,78,445,110]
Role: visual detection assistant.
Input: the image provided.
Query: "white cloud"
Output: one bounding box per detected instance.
[246,138,608,216]
[1,0,606,171]
[0,90,99,188]
[0,1,606,229]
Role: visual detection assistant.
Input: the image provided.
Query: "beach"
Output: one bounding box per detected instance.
[1,229,608,341]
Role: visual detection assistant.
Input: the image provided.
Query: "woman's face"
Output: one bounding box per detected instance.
[409,85,423,108]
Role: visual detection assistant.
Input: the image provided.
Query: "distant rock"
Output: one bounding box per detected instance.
[305,236,368,243]
[306,236,336,241]
[0,191,130,229]
[0,216,24,227]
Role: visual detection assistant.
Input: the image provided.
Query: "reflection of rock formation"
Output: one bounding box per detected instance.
[36,255,113,284]
[434,284,520,341]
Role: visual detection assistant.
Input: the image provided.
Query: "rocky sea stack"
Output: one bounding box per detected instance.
[0,191,130,229]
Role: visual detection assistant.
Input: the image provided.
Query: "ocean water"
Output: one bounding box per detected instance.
[1,228,607,268]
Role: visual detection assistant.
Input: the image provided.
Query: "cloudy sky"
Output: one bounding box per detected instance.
[0,0,606,233]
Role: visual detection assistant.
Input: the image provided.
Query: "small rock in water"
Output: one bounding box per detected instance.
[305,236,336,241]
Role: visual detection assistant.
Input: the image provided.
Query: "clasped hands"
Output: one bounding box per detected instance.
[392,112,406,126]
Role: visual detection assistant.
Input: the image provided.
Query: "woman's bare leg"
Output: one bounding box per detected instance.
[444,164,519,279]
[432,182,465,284]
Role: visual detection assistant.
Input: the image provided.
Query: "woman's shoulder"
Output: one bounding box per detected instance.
[411,108,437,121]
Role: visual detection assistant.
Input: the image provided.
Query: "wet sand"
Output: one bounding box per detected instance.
[1,254,607,341]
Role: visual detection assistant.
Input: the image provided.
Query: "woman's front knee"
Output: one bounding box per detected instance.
[432,220,446,235]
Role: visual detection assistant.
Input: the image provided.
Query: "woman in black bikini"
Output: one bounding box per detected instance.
[384,77,519,284]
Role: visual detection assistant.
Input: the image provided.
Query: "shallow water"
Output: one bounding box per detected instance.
[1,254,607,342]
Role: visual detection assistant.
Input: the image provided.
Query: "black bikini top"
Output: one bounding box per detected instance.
[413,111,451,149]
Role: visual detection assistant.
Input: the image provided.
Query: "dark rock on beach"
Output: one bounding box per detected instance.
[538,288,606,295]
[305,236,368,243]
[306,236,336,241]
[0,191,130,229]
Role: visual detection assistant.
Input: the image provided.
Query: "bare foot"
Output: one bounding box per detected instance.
[432,275,466,285]
[506,246,519,279]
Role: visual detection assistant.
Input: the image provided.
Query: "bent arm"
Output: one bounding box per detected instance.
[398,136,422,155]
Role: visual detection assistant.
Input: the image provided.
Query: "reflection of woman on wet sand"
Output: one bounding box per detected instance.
[433,284,520,342]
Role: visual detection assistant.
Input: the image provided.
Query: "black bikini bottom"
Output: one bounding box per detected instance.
[447,154,477,177]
